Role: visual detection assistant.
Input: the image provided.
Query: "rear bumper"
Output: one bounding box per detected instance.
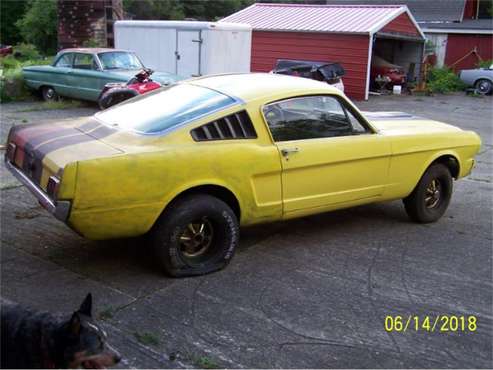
[5,159,71,222]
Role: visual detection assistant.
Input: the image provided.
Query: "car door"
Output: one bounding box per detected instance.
[50,53,74,97]
[66,53,106,101]
[262,95,391,214]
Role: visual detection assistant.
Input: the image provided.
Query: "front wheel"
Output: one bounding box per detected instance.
[151,194,239,277]
[403,163,453,223]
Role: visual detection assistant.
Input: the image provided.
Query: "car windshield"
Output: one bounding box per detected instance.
[95,84,237,134]
[98,52,143,70]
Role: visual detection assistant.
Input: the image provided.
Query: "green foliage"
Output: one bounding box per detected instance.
[0,0,27,45]
[133,331,160,346]
[477,59,493,68]
[12,43,41,61]
[82,38,104,48]
[15,0,57,55]
[123,0,254,20]
[0,68,30,103]
[194,356,220,369]
[0,48,53,102]
[427,67,466,94]
[123,0,185,20]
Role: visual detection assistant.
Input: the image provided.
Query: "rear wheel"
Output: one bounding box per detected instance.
[151,194,239,277]
[41,86,58,102]
[475,79,492,95]
[403,163,453,223]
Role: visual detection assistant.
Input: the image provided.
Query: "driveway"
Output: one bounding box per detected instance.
[1,94,492,368]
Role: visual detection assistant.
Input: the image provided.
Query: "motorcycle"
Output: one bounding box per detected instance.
[98,68,161,110]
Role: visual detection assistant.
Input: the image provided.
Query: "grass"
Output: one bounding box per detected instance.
[98,306,114,320]
[15,99,85,112]
[193,356,220,369]
[133,331,160,346]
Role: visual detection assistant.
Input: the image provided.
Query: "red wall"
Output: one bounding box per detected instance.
[381,13,420,37]
[250,31,370,100]
[463,0,477,19]
[445,34,493,71]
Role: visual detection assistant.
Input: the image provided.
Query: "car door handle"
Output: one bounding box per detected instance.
[281,147,300,157]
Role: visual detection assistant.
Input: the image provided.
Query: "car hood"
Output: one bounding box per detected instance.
[108,70,184,85]
[363,112,462,135]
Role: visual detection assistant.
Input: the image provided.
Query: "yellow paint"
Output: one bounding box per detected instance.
[36,74,480,240]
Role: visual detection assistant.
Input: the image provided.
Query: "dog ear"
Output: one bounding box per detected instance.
[69,312,81,335]
[78,293,92,317]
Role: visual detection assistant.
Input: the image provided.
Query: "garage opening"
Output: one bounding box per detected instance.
[371,34,425,93]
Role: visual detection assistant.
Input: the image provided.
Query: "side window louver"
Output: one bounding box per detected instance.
[191,110,257,141]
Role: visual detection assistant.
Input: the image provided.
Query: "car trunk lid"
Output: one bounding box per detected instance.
[6,119,122,192]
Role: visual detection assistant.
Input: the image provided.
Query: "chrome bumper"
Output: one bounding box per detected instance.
[5,159,71,222]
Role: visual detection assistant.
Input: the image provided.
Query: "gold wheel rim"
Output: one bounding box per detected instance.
[425,179,441,209]
[178,218,214,258]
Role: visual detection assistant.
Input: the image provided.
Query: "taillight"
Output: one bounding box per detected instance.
[6,142,16,162]
[47,175,60,199]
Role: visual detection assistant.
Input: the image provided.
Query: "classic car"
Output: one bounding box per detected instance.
[22,48,182,102]
[271,59,345,92]
[459,64,493,94]
[371,55,407,86]
[5,73,481,277]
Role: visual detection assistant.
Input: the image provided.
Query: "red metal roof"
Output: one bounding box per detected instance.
[221,3,421,36]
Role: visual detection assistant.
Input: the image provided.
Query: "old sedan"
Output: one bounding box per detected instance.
[22,48,181,102]
[5,73,481,277]
[459,64,493,94]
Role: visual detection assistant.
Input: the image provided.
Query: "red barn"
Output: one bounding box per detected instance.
[325,0,493,72]
[221,3,425,100]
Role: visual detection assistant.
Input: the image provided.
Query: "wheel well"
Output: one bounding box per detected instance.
[431,155,460,179]
[168,185,241,220]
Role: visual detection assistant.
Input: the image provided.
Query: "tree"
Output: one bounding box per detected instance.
[15,0,57,55]
[123,0,185,20]
[123,0,254,21]
[1,0,28,45]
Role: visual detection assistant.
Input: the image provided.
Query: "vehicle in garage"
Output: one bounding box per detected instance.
[22,48,181,103]
[370,55,407,86]
[5,73,481,277]
[459,64,493,94]
[271,59,345,92]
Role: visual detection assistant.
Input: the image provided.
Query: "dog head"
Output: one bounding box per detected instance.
[63,294,121,369]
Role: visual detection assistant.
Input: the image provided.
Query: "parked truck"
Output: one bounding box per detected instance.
[114,21,252,78]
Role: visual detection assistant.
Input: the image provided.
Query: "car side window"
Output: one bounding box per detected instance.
[55,53,74,68]
[73,53,98,70]
[263,95,369,142]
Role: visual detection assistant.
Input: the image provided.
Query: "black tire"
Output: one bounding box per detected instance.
[98,89,137,110]
[403,163,453,223]
[41,86,58,102]
[151,194,239,277]
[475,79,492,95]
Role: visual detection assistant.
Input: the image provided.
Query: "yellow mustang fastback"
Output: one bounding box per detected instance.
[5,73,481,277]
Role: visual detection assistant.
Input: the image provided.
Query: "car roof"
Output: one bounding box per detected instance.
[58,48,130,54]
[187,73,341,102]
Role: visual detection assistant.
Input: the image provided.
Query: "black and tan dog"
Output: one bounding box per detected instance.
[1,294,121,369]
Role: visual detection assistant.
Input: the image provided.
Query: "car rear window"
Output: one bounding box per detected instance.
[95,84,237,134]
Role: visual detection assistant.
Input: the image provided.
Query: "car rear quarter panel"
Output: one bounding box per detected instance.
[67,107,283,239]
